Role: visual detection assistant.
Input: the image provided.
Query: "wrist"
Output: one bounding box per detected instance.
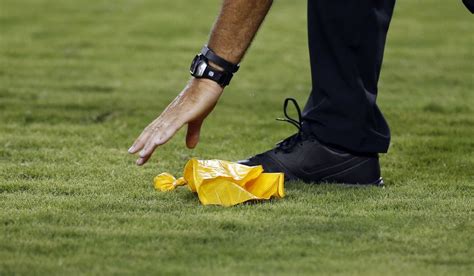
[208,60,224,71]
[190,77,224,93]
[189,46,239,87]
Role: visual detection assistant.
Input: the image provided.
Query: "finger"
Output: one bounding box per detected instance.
[137,126,181,165]
[136,139,160,166]
[136,154,152,166]
[186,120,203,149]
[135,143,157,166]
[128,127,153,154]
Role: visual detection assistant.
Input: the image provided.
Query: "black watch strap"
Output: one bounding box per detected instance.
[201,45,240,73]
[202,64,233,86]
[190,54,233,87]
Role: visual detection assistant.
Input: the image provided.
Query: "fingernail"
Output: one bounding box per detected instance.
[136,159,143,166]
[139,150,146,157]
[128,146,135,153]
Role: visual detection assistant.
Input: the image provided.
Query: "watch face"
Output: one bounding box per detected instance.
[196,61,207,77]
[190,54,207,77]
[190,55,200,74]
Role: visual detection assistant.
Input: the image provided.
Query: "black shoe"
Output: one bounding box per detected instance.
[238,98,383,186]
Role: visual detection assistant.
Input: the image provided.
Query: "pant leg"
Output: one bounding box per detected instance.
[303,0,396,153]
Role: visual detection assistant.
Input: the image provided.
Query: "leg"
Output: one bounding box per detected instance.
[239,0,395,184]
[303,0,396,153]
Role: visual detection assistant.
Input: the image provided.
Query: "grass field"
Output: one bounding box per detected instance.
[1,0,473,275]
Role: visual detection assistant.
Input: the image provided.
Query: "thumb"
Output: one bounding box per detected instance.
[186,120,203,149]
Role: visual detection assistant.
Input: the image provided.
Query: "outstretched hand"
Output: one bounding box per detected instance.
[128,78,223,165]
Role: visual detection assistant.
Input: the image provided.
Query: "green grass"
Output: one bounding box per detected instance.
[1,0,473,275]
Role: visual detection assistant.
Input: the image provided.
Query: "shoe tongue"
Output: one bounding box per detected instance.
[300,121,314,137]
[276,122,315,151]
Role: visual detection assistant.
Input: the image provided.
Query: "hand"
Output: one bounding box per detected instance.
[128,78,224,165]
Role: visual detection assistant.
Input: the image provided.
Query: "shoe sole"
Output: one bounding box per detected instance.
[334,177,385,187]
[284,157,384,186]
[286,176,384,186]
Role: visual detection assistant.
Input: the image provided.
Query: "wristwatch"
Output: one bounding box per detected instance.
[189,46,240,87]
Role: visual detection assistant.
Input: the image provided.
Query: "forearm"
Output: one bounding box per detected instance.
[129,1,273,164]
[208,0,273,64]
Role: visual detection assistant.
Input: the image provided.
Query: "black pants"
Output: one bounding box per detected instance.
[303,0,396,153]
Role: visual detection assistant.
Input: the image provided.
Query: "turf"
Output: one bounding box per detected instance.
[1,0,473,275]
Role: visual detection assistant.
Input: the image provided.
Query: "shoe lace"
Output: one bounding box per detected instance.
[274,98,308,153]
